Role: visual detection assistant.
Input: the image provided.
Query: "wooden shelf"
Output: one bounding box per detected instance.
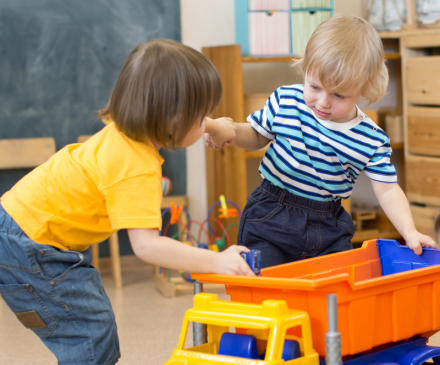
[242,56,298,63]
[391,142,404,149]
[161,195,188,209]
[379,28,440,39]
[385,53,401,60]
[352,230,401,244]
[241,53,400,63]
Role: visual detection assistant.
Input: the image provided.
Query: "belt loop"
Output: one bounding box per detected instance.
[278,190,287,206]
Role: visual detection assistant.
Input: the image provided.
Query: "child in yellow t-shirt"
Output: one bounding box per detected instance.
[0,39,254,365]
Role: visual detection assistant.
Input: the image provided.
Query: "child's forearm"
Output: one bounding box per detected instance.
[234,122,271,151]
[205,117,270,151]
[372,181,438,254]
[127,228,255,275]
[372,182,416,238]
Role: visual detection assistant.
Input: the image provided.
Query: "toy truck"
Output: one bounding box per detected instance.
[176,239,440,364]
[165,292,320,364]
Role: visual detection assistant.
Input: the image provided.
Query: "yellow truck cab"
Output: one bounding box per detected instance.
[165,293,319,365]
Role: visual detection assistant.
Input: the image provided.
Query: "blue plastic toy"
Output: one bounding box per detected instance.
[218,333,259,359]
[240,250,261,275]
[377,239,440,276]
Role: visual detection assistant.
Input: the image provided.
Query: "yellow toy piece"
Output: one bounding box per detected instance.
[164,293,319,365]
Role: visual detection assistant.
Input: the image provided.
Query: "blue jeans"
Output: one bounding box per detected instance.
[238,180,354,268]
[0,204,120,365]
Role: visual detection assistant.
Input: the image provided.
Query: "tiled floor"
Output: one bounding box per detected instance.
[2,261,440,365]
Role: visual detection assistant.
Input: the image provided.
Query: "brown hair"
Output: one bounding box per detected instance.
[293,14,389,105]
[99,39,222,148]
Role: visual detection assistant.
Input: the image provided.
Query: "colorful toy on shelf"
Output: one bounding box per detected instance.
[192,239,440,362]
[161,176,173,196]
[218,194,239,218]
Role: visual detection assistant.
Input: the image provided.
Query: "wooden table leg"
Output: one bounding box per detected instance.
[109,232,122,288]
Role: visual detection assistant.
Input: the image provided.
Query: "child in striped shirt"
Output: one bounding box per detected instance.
[204,14,438,268]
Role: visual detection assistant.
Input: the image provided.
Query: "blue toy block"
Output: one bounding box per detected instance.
[218,333,259,359]
[240,250,261,275]
[377,239,440,276]
[282,339,300,361]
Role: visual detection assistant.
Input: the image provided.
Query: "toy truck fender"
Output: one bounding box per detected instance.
[343,338,440,365]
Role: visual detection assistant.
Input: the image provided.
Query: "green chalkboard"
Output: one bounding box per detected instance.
[0,0,186,255]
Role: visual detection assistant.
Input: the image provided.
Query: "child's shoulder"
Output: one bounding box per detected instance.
[268,84,306,107]
[76,123,162,177]
[275,84,304,97]
[355,109,390,143]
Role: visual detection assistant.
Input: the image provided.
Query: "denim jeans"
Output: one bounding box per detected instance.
[238,180,354,268]
[0,204,120,365]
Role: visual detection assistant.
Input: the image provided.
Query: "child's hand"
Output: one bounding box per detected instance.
[213,245,256,276]
[405,230,439,255]
[204,117,237,149]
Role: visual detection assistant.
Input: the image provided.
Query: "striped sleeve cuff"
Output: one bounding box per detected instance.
[248,113,276,140]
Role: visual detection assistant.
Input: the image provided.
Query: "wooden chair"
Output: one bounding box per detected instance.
[0,138,55,169]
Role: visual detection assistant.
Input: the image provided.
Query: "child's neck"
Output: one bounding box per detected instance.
[331,106,358,124]
[151,140,162,151]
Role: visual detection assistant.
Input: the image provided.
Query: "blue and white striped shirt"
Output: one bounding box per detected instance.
[248,84,397,202]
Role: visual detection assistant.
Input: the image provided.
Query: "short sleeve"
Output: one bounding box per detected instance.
[103,173,162,230]
[246,89,281,140]
[364,140,397,183]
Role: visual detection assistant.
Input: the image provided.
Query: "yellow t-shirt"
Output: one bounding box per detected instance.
[1,123,164,252]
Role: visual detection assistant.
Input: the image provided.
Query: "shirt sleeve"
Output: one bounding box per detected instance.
[102,173,162,230]
[364,140,397,183]
[246,89,281,140]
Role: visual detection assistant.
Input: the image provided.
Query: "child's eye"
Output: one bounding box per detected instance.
[334,93,345,99]
[311,85,319,90]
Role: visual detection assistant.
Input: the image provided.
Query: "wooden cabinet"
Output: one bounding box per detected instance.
[407,107,440,155]
[410,205,440,238]
[400,28,440,236]
[406,57,440,105]
[406,155,440,206]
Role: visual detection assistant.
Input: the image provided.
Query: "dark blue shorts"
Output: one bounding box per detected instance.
[238,180,354,268]
[0,204,120,365]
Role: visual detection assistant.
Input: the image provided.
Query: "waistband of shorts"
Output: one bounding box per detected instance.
[259,179,342,213]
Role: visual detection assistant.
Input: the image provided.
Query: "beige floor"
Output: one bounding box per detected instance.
[0,260,229,365]
[2,261,440,365]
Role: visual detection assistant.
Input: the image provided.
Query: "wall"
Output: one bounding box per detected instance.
[180,0,236,222]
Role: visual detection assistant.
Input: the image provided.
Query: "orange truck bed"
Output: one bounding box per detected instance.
[193,240,440,357]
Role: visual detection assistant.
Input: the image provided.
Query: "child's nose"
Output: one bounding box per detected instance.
[318,94,331,109]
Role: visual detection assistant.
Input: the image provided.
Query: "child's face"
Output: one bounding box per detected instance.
[179,117,206,148]
[304,73,362,124]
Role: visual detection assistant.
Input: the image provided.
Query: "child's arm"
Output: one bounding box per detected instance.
[370,180,438,255]
[205,117,271,151]
[127,228,255,276]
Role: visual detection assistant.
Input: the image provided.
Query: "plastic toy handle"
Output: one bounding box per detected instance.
[219,195,228,216]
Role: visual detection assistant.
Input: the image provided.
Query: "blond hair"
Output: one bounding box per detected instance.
[293,14,388,105]
[99,39,222,148]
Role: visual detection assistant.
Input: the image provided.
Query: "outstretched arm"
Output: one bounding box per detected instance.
[205,117,270,151]
[371,180,438,255]
[128,228,255,276]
